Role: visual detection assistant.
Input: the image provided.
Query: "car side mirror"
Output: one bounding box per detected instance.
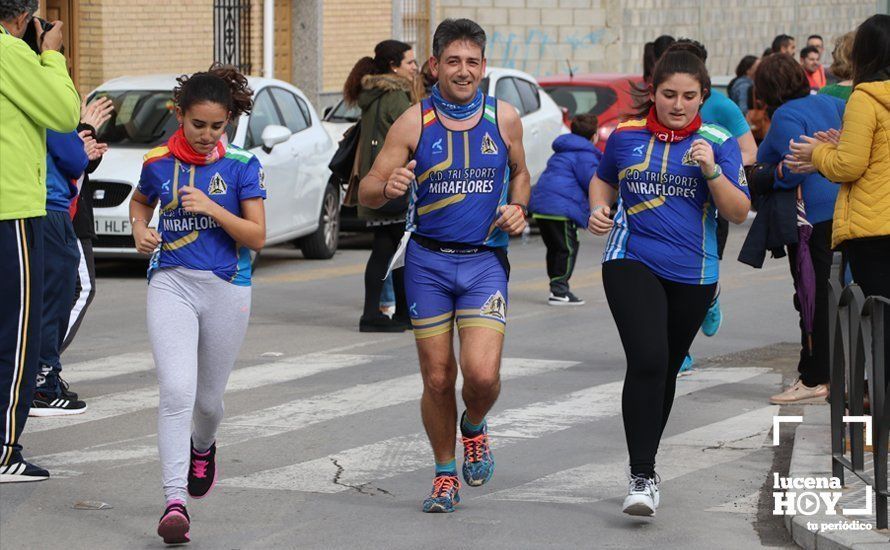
[323,106,333,118]
[262,125,291,153]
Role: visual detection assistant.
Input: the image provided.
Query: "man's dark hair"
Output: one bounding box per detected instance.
[667,38,708,63]
[0,0,38,21]
[570,113,598,140]
[771,34,795,53]
[800,45,819,59]
[851,14,890,85]
[807,34,823,42]
[753,53,810,117]
[432,18,486,58]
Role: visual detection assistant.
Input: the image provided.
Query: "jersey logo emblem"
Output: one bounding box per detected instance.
[161,179,171,193]
[681,148,698,166]
[738,166,748,187]
[481,132,499,155]
[480,291,507,320]
[432,138,443,154]
[258,168,267,190]
[208,173,228,195]
[632,144,645,157]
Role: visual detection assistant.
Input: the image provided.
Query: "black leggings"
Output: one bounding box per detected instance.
[363,224,408,320]
[845,237,890,386]
[603,259,716,478]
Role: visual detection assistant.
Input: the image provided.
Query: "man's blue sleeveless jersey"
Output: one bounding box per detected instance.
[408,96,510,247]
[137,145,266,286]
[596,118,749,285]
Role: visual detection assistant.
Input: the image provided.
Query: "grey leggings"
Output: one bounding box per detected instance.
[147,267,251,503]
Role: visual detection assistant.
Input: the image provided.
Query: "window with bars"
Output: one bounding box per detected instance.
[213,0,252,74]
[400,0,431,61]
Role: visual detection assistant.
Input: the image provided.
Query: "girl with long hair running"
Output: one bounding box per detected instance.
[128,65,266,544]
[588,50,750,516]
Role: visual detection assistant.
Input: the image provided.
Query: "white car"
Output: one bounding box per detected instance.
[327,66,566,231]
[88,75,340,260]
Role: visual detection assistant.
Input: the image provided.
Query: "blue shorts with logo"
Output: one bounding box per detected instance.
[403,239,508,339]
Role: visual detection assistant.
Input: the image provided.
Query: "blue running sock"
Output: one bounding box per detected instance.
[460,411,485,436]
[435,459,457,477]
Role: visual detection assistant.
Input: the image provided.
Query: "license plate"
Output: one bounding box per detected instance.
[94,217,131,235]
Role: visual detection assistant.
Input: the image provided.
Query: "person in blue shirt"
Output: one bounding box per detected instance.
[754,53,845,405]
[589,49,750,517]
[529,113,601,306]
[31,130,88,416]
[359,19,530,514]
[128,65,266,545]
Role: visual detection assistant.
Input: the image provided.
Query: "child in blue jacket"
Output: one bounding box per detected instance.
[529,114,601,306]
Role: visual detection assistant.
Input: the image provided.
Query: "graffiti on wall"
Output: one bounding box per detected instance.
[489,28,607,77]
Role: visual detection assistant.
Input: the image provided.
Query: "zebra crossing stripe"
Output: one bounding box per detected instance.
[61,352,156,384]
[482,405,779,504]
[219,367,771,492]
[26,353,381,433]
[33,358,579,470]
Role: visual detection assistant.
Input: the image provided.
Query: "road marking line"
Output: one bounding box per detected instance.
[62,352,156,383]
[219,368,771,492]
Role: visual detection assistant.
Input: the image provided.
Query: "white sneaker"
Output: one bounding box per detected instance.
[622,473,660,516]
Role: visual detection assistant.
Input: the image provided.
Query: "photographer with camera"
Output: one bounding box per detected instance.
[0,0,81,483]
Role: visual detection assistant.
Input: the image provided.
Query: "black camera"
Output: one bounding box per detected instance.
[22,17,64,56]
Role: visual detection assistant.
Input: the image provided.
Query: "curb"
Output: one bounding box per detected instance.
[785,407,890,549]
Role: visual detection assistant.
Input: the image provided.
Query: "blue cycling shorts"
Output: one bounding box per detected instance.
[403,239,508,339]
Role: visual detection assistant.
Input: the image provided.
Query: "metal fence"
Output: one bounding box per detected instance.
[213,0,252,75]
[400,0,431,62]
[827,254,889,529]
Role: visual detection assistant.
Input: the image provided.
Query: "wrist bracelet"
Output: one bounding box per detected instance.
[704,164,722,181]
[382,181,393,200]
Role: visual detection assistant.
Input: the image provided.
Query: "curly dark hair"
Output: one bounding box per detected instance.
[753,53,809,117]
[173,64,253,118]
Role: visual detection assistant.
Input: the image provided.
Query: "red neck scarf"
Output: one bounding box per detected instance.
[167,127,227,165]
[645,106,701,143]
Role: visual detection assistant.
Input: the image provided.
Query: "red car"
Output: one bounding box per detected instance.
[539,73,644,151]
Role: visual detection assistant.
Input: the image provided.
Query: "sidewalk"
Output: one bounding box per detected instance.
[785,406,890,549]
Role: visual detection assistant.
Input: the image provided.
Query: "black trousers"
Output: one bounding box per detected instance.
[0,218,44,465]
[716,214,729,260]
[603,259,716,478]
[362,223,408,320]
[786,220,833,387]
[61,238,96,353]
[845,236,890,386]
[537,218,579,294]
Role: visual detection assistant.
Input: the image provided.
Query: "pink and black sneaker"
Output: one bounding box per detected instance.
[157,500,190,544]
[188,440,217,499]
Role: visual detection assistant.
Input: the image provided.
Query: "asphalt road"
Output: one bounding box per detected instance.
[0,223,805,549]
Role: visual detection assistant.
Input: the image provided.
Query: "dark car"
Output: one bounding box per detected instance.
[539,73,644,151]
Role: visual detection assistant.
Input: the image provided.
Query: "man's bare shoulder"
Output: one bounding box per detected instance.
[494,99,523,143]
[390,103,423,141]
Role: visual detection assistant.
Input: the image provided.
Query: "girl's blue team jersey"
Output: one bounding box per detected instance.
[137,144,266,286]
[597,118,749,285]
[408,95,510,247]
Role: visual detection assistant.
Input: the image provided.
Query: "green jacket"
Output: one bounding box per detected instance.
[0,28,81,220]
[356,73,413,221]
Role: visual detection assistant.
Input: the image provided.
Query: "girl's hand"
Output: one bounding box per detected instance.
[789,135,821,163]
[81,96,114,129]
[813,128,840,146]
[133,223,160,254]
[690,139,717,178]
[179,186,219,217]
[783,154,817,175]
[588,205,613,236]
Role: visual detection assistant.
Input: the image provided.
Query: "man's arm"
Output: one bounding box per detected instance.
[358,103,422,209]
[0,37,80,132]
[495,100,530,235]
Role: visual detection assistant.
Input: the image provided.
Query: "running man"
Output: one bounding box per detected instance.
[359,18,529,513]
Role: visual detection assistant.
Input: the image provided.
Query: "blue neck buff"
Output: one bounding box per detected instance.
[431,84,483,120]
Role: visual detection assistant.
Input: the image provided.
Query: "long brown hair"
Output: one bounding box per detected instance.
[343,40,412,104]
[630,50,711,119]
[173,64,253,118]
[851,14,890,85]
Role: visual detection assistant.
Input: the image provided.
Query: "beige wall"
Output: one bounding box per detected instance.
[77,0,215,93]
[437,0,875,78]
[322,0,393,93]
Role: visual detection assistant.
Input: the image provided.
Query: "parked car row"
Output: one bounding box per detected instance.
[89,67,647,258]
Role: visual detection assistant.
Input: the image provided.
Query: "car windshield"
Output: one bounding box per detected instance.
[325,100,360,123]
[543,85,617,117]
[90,90,237,147]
